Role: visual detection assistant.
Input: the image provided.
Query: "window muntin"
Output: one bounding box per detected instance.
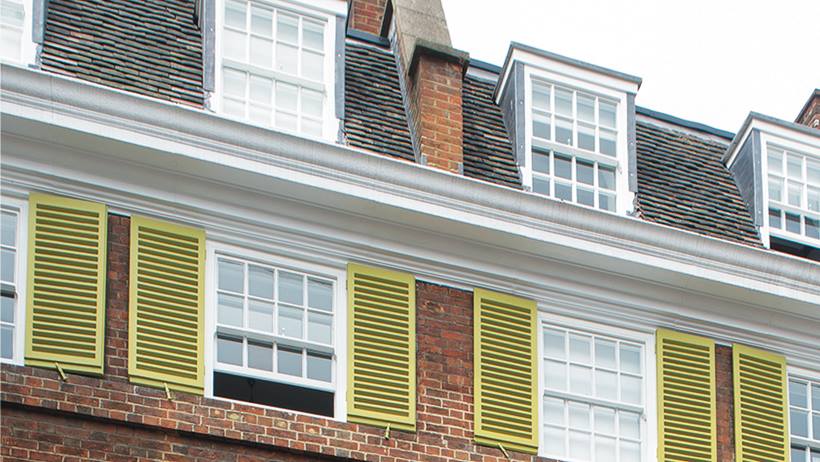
[790,377,820,461]
[214,255,335,385]
[0,0,34,64]
[532,81,618,157]
[532,149,617,212]
[0,203,23,363]
[530,80,620,212]
[219,0,330,137]
[767,146,820,241]
[0,0,24,61]
[210,251,341,417]
[541,323,645,462]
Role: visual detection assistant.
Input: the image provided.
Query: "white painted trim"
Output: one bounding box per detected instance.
[0,196,28,366]
[213,0,340,140]
[536,312,656,461]
[3,66,820,371]
[758,131,820,248]
[725,116,820,169]
[523,67,634,214]
[0,0,36,66]
[497,46,641,105]
[203,240,347,421]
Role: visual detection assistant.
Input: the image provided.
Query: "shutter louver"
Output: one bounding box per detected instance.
[25,193,107,375]
[733,344,789,462]
[656,329,716,462]
[128,216,205,395]
[473,288,538,454]
[347,263,416,431]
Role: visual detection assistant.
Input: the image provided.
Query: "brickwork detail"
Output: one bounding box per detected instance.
[796,94,820,129]
[408,54,464,174]
[1,225,554,462]
[349,0,387,36]
[715,345,735,462]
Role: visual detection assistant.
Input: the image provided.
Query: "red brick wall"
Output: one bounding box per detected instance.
[349,0,387,35]
[796,95,820,129]
[0,215,551,462]
[408,54,464,174]
[715,345,735,462]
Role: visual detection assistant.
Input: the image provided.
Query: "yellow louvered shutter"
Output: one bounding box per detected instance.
[347,263,416,431]
[656,329,716,462]
[128,216,205,395]
[733,344,789,462]
[473,288,538,454]
[25,193,107,375]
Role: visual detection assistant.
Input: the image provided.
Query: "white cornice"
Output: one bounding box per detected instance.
[2,65,820,365]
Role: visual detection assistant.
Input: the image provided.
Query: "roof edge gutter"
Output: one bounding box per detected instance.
[2,64,818,302]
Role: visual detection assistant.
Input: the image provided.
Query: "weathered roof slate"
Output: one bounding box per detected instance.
[41,0,204,106]
[462,75,521,188]
[344,41,416,162]
[635,121,761,246]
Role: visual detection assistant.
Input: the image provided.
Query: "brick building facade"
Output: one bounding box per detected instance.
[1,0,818,462]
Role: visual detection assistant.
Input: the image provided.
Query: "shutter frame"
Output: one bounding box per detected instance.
[25,193,108,375]
[733,344,789,462]
[656,328,717,462]
[473,288,538,454]
[346,263,416,431]
[128,216,205,395]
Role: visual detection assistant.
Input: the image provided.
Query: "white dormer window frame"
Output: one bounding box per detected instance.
[758,131,820,248]
[522,66,633,214]
[761,134,820,247]
[214,0,342,140]
[497,45,641,216]
[0,0,37,65]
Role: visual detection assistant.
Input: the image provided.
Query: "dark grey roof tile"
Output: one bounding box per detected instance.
[635,121,761,246]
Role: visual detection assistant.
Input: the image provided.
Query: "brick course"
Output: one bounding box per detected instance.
[715,345,735,462]
[408,54,465,174]
[349,0,387,36]
[1,214,551,461]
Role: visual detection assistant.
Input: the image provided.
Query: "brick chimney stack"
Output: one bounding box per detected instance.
[796,89,820,129]
[348,0,387,36]
[391,0,468,174]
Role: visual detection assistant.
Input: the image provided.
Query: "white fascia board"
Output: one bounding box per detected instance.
[725,113,820,168]
[497,44,641,104]
[2,66,819,314]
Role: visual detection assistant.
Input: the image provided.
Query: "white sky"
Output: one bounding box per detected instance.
[442,0,820,133]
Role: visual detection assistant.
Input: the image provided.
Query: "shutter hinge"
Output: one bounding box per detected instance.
[54,362,67,381]
[383,423,391,439]
[164,382,174,401]
[498,443,510,460]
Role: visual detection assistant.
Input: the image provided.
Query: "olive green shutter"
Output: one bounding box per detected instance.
[25,193,107,375]
[347,263,416,431]
[733,344,789,462]
[473,288,538,454]
[128,216,205,395]
[656,329,716,462]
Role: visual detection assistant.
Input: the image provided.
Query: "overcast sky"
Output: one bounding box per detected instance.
[442,0,820,133]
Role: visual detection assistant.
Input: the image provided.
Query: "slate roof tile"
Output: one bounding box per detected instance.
[462,76,521,188]
[344,41,415,162]
[635,121,761,246]
[42,0,204,107]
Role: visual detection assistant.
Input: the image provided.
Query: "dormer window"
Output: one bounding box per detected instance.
[725,112,820,255]
[216,0,339,139]
[0,0,36,64]
[497,43,641,215]
[530,81,620,211]
[767,146,820,240]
